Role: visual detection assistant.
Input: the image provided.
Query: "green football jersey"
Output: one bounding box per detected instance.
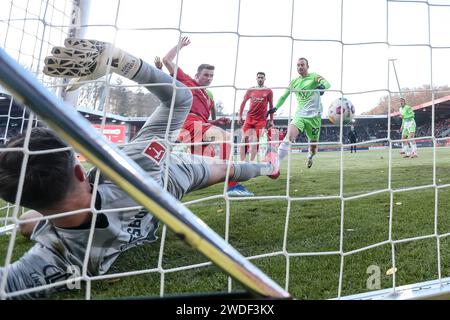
[275,72,330,118]
[400,104,414,121]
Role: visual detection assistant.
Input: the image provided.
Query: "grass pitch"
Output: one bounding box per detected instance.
[1,145,450,299]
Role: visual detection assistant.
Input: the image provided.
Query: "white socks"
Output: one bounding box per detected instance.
[278,139,317,161]
[278,140,290,161]
[411,143,417,154]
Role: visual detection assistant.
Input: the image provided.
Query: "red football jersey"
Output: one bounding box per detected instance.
[175,68,214,123]
[240,87,273,121]
[267,127,286,143]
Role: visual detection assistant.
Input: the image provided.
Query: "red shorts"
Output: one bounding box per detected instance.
[178,113,214,156]
[242,118,266,140]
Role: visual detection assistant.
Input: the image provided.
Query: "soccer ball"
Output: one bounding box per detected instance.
[328,97,355,125]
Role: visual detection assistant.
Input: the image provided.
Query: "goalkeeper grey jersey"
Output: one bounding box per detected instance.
[0,61,210,299]
[0,199,159,299]
[1,150,209,299]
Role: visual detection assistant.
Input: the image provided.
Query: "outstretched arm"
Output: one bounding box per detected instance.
[162,36,191,76]
[274,87,291,111]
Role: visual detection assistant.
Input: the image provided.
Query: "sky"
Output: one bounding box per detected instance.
[2,0,450,116]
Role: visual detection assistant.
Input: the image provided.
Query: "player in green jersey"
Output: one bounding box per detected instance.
[267,57,330,168]
[399,98,418,158]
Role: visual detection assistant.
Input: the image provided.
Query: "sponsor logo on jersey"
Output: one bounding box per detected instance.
[252,97,265,102]
[126,211,158,245]
[29,265,69,293]
[142,140,166,165]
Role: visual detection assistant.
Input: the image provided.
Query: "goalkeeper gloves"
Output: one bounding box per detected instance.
[266,108,276,118]
[43,38,142,91]
[317,84,326,96]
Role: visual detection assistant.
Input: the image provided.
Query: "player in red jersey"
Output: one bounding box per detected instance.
[267,126,287,152]
[239,72,274,162]
[163,37,254,196]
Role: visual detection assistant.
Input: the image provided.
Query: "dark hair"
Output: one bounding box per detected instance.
[197,64,215,73]
[0,127,75,210]
[257,72,266,77]
[298,57,309,66]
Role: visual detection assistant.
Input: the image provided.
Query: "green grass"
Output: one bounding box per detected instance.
[1,146,450,299]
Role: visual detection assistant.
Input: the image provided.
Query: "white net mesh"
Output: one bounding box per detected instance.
[1,0,450,300]
[0,0,74,246]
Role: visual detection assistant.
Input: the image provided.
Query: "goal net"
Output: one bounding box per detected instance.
[1,0,450,300]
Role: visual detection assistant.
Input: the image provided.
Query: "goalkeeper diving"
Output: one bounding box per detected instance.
[0,38,280,299]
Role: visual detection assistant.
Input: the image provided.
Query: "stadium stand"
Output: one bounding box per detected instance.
[1,93,449,147]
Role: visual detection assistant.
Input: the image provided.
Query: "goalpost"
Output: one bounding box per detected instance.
[1,0,450,300]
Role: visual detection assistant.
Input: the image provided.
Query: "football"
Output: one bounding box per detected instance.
[328,97,355,125]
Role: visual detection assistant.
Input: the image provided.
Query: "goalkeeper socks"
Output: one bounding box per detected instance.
[231,162,273,181]
[278,140,290,161]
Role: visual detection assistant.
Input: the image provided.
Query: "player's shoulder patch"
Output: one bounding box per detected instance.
[142,140,167,165]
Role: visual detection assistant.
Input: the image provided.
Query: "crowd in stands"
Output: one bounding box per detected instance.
[293,117,449,144]
[294,125,372,143]
[435,118,450,138]
[1,117,448,147]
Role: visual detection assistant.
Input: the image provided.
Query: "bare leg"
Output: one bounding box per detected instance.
[249,129,259,161]
[204,126,245,191]
[240,134,249,161]
[307,143,317,168]
[309,144,317,156]
[204,126,231,160]
[409,132,417,157]
[402,134,411,157]
[401,134,409,155]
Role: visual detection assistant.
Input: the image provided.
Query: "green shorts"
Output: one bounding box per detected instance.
[291,116,321,142]
[401,119,416,137]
